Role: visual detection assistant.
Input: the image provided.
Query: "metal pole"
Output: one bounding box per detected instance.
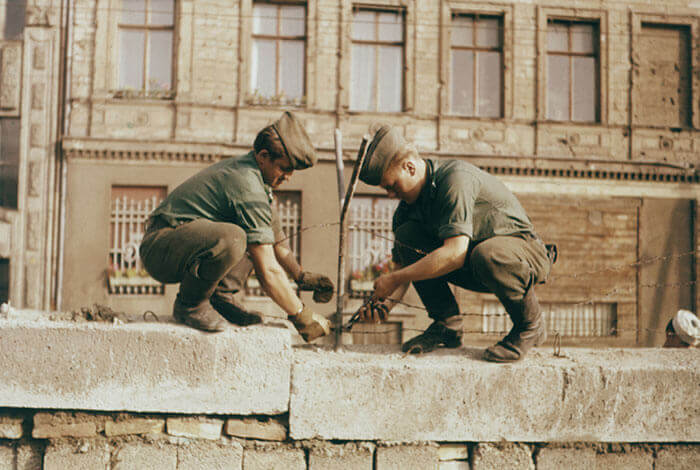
[335,135,370,350]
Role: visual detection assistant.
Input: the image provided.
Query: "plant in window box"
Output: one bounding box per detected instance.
[349,258,397,293]
[107,265,161,291]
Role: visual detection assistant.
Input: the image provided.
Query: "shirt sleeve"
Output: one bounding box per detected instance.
[434,170,479,240]
[228,180,275,245]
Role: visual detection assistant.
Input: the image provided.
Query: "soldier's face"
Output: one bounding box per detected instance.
[258,151,294,188]
[380,161,420,204]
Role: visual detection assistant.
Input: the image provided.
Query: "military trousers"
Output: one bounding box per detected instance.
[393,221,551,326]
[139,217,248,297]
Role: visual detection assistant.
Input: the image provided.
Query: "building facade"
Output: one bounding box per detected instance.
[1,0,699,347]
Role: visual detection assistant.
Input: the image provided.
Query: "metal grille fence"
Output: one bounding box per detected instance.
[109,195,163,295]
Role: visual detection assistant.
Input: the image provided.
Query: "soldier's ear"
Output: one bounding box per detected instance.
[404,159,416,176]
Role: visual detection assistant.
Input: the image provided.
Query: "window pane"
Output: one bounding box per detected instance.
[476,17,500,48]
[477,51,501,117]
[0,118,20,209]
[4,0,26,40]
[352,10,375,41]
[251,39,276,97]
[451,15,473,47]
[547,55,570,120]
[280,40,304,99]
[122,0,146,24]
[148,30,172,91]
[150,0,174,26]
[573,56,596,122]
[547,22,568,52]
[350,44,376,111]
[378,12,402,42]
[253,4,277,35]
[450,50,474,115]
[280,5,305,36]
[378,45,402,112]
[119,30,145,89]
[571,23,594,54]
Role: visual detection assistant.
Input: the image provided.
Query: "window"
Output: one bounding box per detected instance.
[251,3,306,104]
[635,24,692,128]
[482,301,617,337]
[3,0,26,40]
[350,8,404,112]
[109,186,166,295]
[0,259,8,304]
[347,197,399,297]
[0,119,20,209]
[450,14,502,117]
[546,20,598,122]
[117,0,174,96]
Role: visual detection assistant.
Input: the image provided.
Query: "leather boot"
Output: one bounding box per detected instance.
[210,293,263,326]
[483,289,546,362]
[401,318,463,354]
[173,273,227,332]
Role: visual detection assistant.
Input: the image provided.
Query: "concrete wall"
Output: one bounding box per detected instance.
[0,314,698,468]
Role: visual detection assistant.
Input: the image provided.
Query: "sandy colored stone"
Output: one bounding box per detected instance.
[595,448,653,470]
[243,446,305,470]
[472,443,534,470]
[177,441,243,470]
[535,446,596,470]
[105,418,165,436]
[112,441,177,470]
[308,442,374,470]
[32,413,97,438]
[225,417,287,441]
[439,461,469,470]
[0,418,23,439]
[167,417,223,440]
[656,444,700,470]
[0,446,13,470]
[16,444,43,470]
[439,444,468,461]
[44,441,109,470]
[375,445,439,470]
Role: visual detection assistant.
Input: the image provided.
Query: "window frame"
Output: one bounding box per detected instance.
[106,0,177,99]
[349,5,406,113]
[249,1,308,105]
[448,12,504,118]
[631,13,699,130]
[536,7,607,125]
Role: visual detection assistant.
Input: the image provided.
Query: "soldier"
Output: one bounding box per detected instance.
[357,124,554,362]
[140,112,333,341]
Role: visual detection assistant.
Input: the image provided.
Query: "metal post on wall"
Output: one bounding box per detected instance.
[334,133,370,350]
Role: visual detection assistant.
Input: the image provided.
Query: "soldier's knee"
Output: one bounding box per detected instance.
[215,225,247,266]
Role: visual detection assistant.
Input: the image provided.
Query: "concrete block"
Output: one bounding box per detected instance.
[105,417,165,436]
[0,318,292,414]
[289,348,700,442]
[167,417,223,440]
[375,445,439,470]
[177,441,243,470]
[17,444,43,470]
[0,417,23,438]
[0,446,13,470]
[243,446,306,470]
[308,442,374,470]
[439,462,469,470]
[439,444,468,461]
[44,441,110,470]
[112,441,177,470]
[595,449,653,470]
[472,443,534,470]
[656,445,700,470]
[535,446,596,470]
[32,413,97,438]
[225,417,287,441]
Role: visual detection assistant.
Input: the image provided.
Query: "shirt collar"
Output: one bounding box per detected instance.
[415,158,438,204]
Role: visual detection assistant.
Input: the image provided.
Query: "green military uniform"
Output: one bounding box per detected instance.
[390,158,551,330]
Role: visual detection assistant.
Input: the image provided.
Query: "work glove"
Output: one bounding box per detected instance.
[290,304,330,342]
[358,298,390,323]
[297,271,334,303]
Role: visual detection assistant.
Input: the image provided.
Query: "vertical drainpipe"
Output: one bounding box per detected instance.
[55,0,73,310]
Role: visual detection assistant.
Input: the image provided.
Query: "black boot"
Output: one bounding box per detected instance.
[483,289,546,362]
[401,319,463,354]
[173,273,227,332]
[210,293,263,326]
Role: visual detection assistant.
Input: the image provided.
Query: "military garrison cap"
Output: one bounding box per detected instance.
[359,123,406,186]
[271,112,317,170]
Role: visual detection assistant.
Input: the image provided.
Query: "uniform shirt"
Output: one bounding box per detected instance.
[151,151,275,244]
[392,158,533,250]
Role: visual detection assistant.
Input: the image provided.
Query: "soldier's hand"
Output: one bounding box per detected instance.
[358,299,390,323]
[297,271,335,303]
